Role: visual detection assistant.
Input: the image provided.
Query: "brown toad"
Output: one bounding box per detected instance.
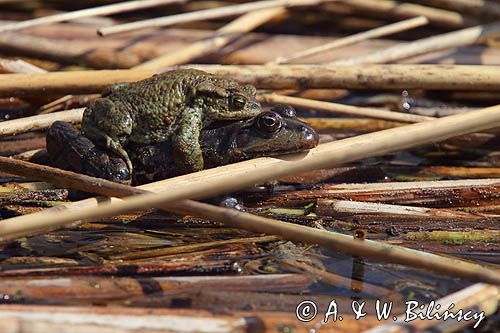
[81,69,261,173]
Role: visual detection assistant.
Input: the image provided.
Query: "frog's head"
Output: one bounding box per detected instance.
[201,104,319,167]
[193,80,261,120]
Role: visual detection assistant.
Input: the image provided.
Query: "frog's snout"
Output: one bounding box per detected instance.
[299,124,319,148]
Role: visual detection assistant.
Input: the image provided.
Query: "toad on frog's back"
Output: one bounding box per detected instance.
[81,69,261,173]
[46,104,319,185]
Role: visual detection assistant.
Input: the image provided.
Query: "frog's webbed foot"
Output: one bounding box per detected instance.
[172,108,203,173]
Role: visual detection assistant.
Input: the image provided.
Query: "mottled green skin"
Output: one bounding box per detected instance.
[81,69,261,173]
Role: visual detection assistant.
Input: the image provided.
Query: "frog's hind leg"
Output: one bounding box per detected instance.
[82,98,134,173]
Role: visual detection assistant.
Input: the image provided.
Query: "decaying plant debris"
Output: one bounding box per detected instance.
[0,1,499,332]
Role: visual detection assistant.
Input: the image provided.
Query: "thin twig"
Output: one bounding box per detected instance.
[260,94,434,123]
[0,70,153,97]
[332,23,500,65]
[420,166,500,178]
[97,0,330,36]
[0,108,83,137]
[0,0,187,33]
[0,156,499,284]
[135,7,286,70]
[2,106,500,283]
[269,16,429,64]
[405,230,500,243]
[0,58,46,74]
[316,199,496,220]
[339,0,474,28]
[302,117,402,131]
[418,0,500,19]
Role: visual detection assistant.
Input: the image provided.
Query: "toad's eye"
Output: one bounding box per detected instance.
[230,94,247,110]
[257,112,282,133]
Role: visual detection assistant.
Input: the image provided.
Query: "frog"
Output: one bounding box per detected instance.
[81,69,262,175]
[46,104,319,185]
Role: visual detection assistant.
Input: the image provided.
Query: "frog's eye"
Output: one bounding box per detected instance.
[230,94,247,110]
[257,112,282,133]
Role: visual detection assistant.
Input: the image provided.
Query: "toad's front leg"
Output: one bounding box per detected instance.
[172,107,203,173]
[81,98,134,173]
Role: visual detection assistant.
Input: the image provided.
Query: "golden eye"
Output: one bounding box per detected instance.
[230,94,247,110]
[257,112,282,133]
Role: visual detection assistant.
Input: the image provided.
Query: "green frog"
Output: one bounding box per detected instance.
[81,69,261,174]
[47,105,318,185]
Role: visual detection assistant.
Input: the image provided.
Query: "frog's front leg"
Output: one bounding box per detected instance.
[172,108,203,172]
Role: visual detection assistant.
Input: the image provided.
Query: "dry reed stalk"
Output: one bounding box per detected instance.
[420,166,500,178]
[186,64,500,90]
[276,88,348,100]
[365,283,499,333]
[301,117,403,131]
[332,23,500,65]
[38,95,76,114]
[0,70,154,97]
[5,64,500,96]
[262,178,500,207]
[109,235,280,260]
[98,0,329,36]
[0,159,499,284]
[260,94,434,123]
[0,302,376,332]
[418,0,500,18]
[0,0,186,33]
[319,178,500,192]
[2,106,500,283]
[0,58,78,116]
[269,16,429,64]
[0,108,83,137]
[0,33,143,69]
[405,230,500,242]
[0,33,82,64]
[0,58,46,74]
[339,0,473,28]
[135,7,286,70]
[315,199,495,220]
[11,148,44,160]
[0,304,252,333]
[0,274,313,300]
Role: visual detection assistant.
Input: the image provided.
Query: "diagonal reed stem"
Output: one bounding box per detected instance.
[1,105,500,283]
[0,156,499,284]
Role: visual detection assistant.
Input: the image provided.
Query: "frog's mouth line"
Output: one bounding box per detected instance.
[233,144,317,159]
